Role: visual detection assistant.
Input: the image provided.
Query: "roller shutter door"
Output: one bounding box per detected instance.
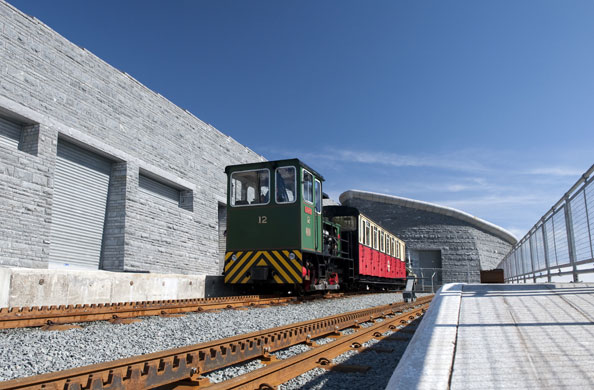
[0,116,21,149]
[49,140,112,269]
[139,174,180,205]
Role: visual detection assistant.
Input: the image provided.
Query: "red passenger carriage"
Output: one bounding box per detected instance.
[323,206,406,289]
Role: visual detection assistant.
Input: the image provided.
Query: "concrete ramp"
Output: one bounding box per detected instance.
[387,283,594,389]
[387,283,462,389]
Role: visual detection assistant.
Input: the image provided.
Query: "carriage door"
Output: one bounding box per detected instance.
[314,179,322,253]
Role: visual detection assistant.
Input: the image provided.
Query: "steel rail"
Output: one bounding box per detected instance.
[0,296,432,390]
[0,291,388,330]
[0,295,295,329]
[204,305,428,390]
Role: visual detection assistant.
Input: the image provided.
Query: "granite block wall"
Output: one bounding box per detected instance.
[0,120,56,269]
[0,1,264,275]
[99,162,127,271]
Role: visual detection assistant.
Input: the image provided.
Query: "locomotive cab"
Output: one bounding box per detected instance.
[224,159,327,289]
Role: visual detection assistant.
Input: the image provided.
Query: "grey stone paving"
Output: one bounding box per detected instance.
[387,283,594,390]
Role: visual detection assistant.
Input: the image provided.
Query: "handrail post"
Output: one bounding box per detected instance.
[541,221,552,283]
[564,198,579,283]
[529,235,536,283]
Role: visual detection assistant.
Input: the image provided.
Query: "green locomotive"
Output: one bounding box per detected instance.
[223,159,407,292]
[224,159,346,291]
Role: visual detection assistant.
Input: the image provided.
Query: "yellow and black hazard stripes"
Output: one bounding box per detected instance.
[224,250,303,284]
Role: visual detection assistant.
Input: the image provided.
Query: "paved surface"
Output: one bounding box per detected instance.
[386,283,594,389]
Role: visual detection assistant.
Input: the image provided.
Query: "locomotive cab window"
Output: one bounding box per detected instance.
[302,169,314,204]
[230,169,270,206]
[314,179,322,213]
[275,166,296,204]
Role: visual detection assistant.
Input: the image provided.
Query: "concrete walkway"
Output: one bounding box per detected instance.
[386,283,594,389]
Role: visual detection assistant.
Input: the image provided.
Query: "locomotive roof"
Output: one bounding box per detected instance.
[225,158,325,181]
[323,205,359,218]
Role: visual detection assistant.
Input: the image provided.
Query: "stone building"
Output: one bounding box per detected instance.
[340,190,516,288]
[0,2,264,280]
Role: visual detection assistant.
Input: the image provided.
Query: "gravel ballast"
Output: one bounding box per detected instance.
[0,293,418,382]
[278,324,418,390]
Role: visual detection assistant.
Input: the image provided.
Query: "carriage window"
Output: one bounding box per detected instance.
[302,170,313,204]
[315,179,322,213]
[380,231,385,252]
[365,221,370,246]
[359,217,364,244]
[373,226,378,249]
[230,169,270,206]
[275,167,296,204]
[391,238,395,257]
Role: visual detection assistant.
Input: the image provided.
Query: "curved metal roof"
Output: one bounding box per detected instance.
[339,190,517,245]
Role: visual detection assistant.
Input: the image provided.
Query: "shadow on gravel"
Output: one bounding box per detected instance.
[279,317,423,390]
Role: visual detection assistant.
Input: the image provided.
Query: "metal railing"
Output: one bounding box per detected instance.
[498,164,594,283]
[410,267,480,293]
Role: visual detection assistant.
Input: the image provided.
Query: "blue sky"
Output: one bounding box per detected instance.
[9,0,594,239]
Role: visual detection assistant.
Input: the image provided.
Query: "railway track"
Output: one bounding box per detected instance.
[0,292,363,330]
[0,295,432,389]
[205,304,427,390]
